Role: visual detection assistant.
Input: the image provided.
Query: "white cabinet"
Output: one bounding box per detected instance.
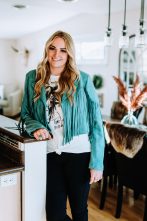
[0,172,21,221]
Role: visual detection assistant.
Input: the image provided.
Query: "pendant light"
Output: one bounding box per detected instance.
[135,0,146,47]
[119,0,129,48]
[104,0,112,46]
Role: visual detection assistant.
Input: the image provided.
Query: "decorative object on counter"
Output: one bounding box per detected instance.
[11,46,30,66]
[113,74,147,125]
[0,85,22,118]
[93,75,103,89]
[121,110,138,125]
[106,123,146,158]
[111,101,142,121]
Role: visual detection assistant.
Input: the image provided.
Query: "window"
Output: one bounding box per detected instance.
[75,41,107,65]
[136,47,147,84]
[141,48,147,84]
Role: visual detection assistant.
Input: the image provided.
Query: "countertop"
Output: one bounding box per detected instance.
[0,115,29,175]
[0,115,37,143]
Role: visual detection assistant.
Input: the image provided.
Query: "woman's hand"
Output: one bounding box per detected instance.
[33,128,52,141]
[89,169,103,184]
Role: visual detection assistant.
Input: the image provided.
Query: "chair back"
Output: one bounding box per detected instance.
[115,137,147,195]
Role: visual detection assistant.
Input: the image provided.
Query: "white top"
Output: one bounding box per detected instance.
[46,74,91,155]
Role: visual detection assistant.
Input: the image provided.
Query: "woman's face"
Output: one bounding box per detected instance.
[47,37,68,75]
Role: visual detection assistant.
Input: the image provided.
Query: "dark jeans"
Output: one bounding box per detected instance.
[46,152,90,221]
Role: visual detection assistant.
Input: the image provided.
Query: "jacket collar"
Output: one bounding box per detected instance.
[36,77,80,104]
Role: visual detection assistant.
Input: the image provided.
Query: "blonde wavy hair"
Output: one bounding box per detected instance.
[34,30,80,103]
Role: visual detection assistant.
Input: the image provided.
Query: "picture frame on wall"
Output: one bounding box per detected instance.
[98,93,104,108]
[119,33,147,88]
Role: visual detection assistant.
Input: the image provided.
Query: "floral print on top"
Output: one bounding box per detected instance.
[45,74,91,155]
[45,75,64,151]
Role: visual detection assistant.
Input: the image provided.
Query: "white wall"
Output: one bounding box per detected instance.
[0,7,146,115]
[0,39,17,85]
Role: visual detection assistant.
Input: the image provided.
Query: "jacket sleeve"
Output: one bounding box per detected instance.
[21,72,48,137]
[85,74,105,171]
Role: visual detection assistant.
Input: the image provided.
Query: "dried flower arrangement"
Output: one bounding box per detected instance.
[113,75,147,112]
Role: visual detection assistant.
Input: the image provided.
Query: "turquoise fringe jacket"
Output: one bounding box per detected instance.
[21,69,105,170]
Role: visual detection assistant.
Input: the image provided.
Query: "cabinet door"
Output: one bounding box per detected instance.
[0,172,21,221]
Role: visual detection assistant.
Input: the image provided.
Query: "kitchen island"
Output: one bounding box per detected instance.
[0,115,47,221]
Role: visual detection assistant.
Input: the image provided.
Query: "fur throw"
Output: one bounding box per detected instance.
[106,123,146,158]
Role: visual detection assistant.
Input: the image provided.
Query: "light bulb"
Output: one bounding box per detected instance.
[119,25,129,48]
[119,35,129,48]
[135,31,147,48]
[104,34,112,47]
[104,28,112,47]
[135,20,147,48]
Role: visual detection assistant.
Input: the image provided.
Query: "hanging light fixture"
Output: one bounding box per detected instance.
[119,0,129,48]
[104,0,112,46]
[135,0,147,47]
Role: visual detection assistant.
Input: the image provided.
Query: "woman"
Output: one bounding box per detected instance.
[21,30,105,221]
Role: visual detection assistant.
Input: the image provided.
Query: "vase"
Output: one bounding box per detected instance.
[121,110,138,126]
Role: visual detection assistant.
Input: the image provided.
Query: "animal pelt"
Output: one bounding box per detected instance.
[106,123,146,158]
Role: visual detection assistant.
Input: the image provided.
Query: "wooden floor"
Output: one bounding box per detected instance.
[67,182,145,221]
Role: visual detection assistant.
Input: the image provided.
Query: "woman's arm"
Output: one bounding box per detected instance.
[84,74,105,171]
[21,71,49,137]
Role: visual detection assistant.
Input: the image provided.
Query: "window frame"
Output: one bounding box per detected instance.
[75,41,107,65]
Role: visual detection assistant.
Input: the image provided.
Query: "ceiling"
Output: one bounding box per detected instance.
[0,0,146,39]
